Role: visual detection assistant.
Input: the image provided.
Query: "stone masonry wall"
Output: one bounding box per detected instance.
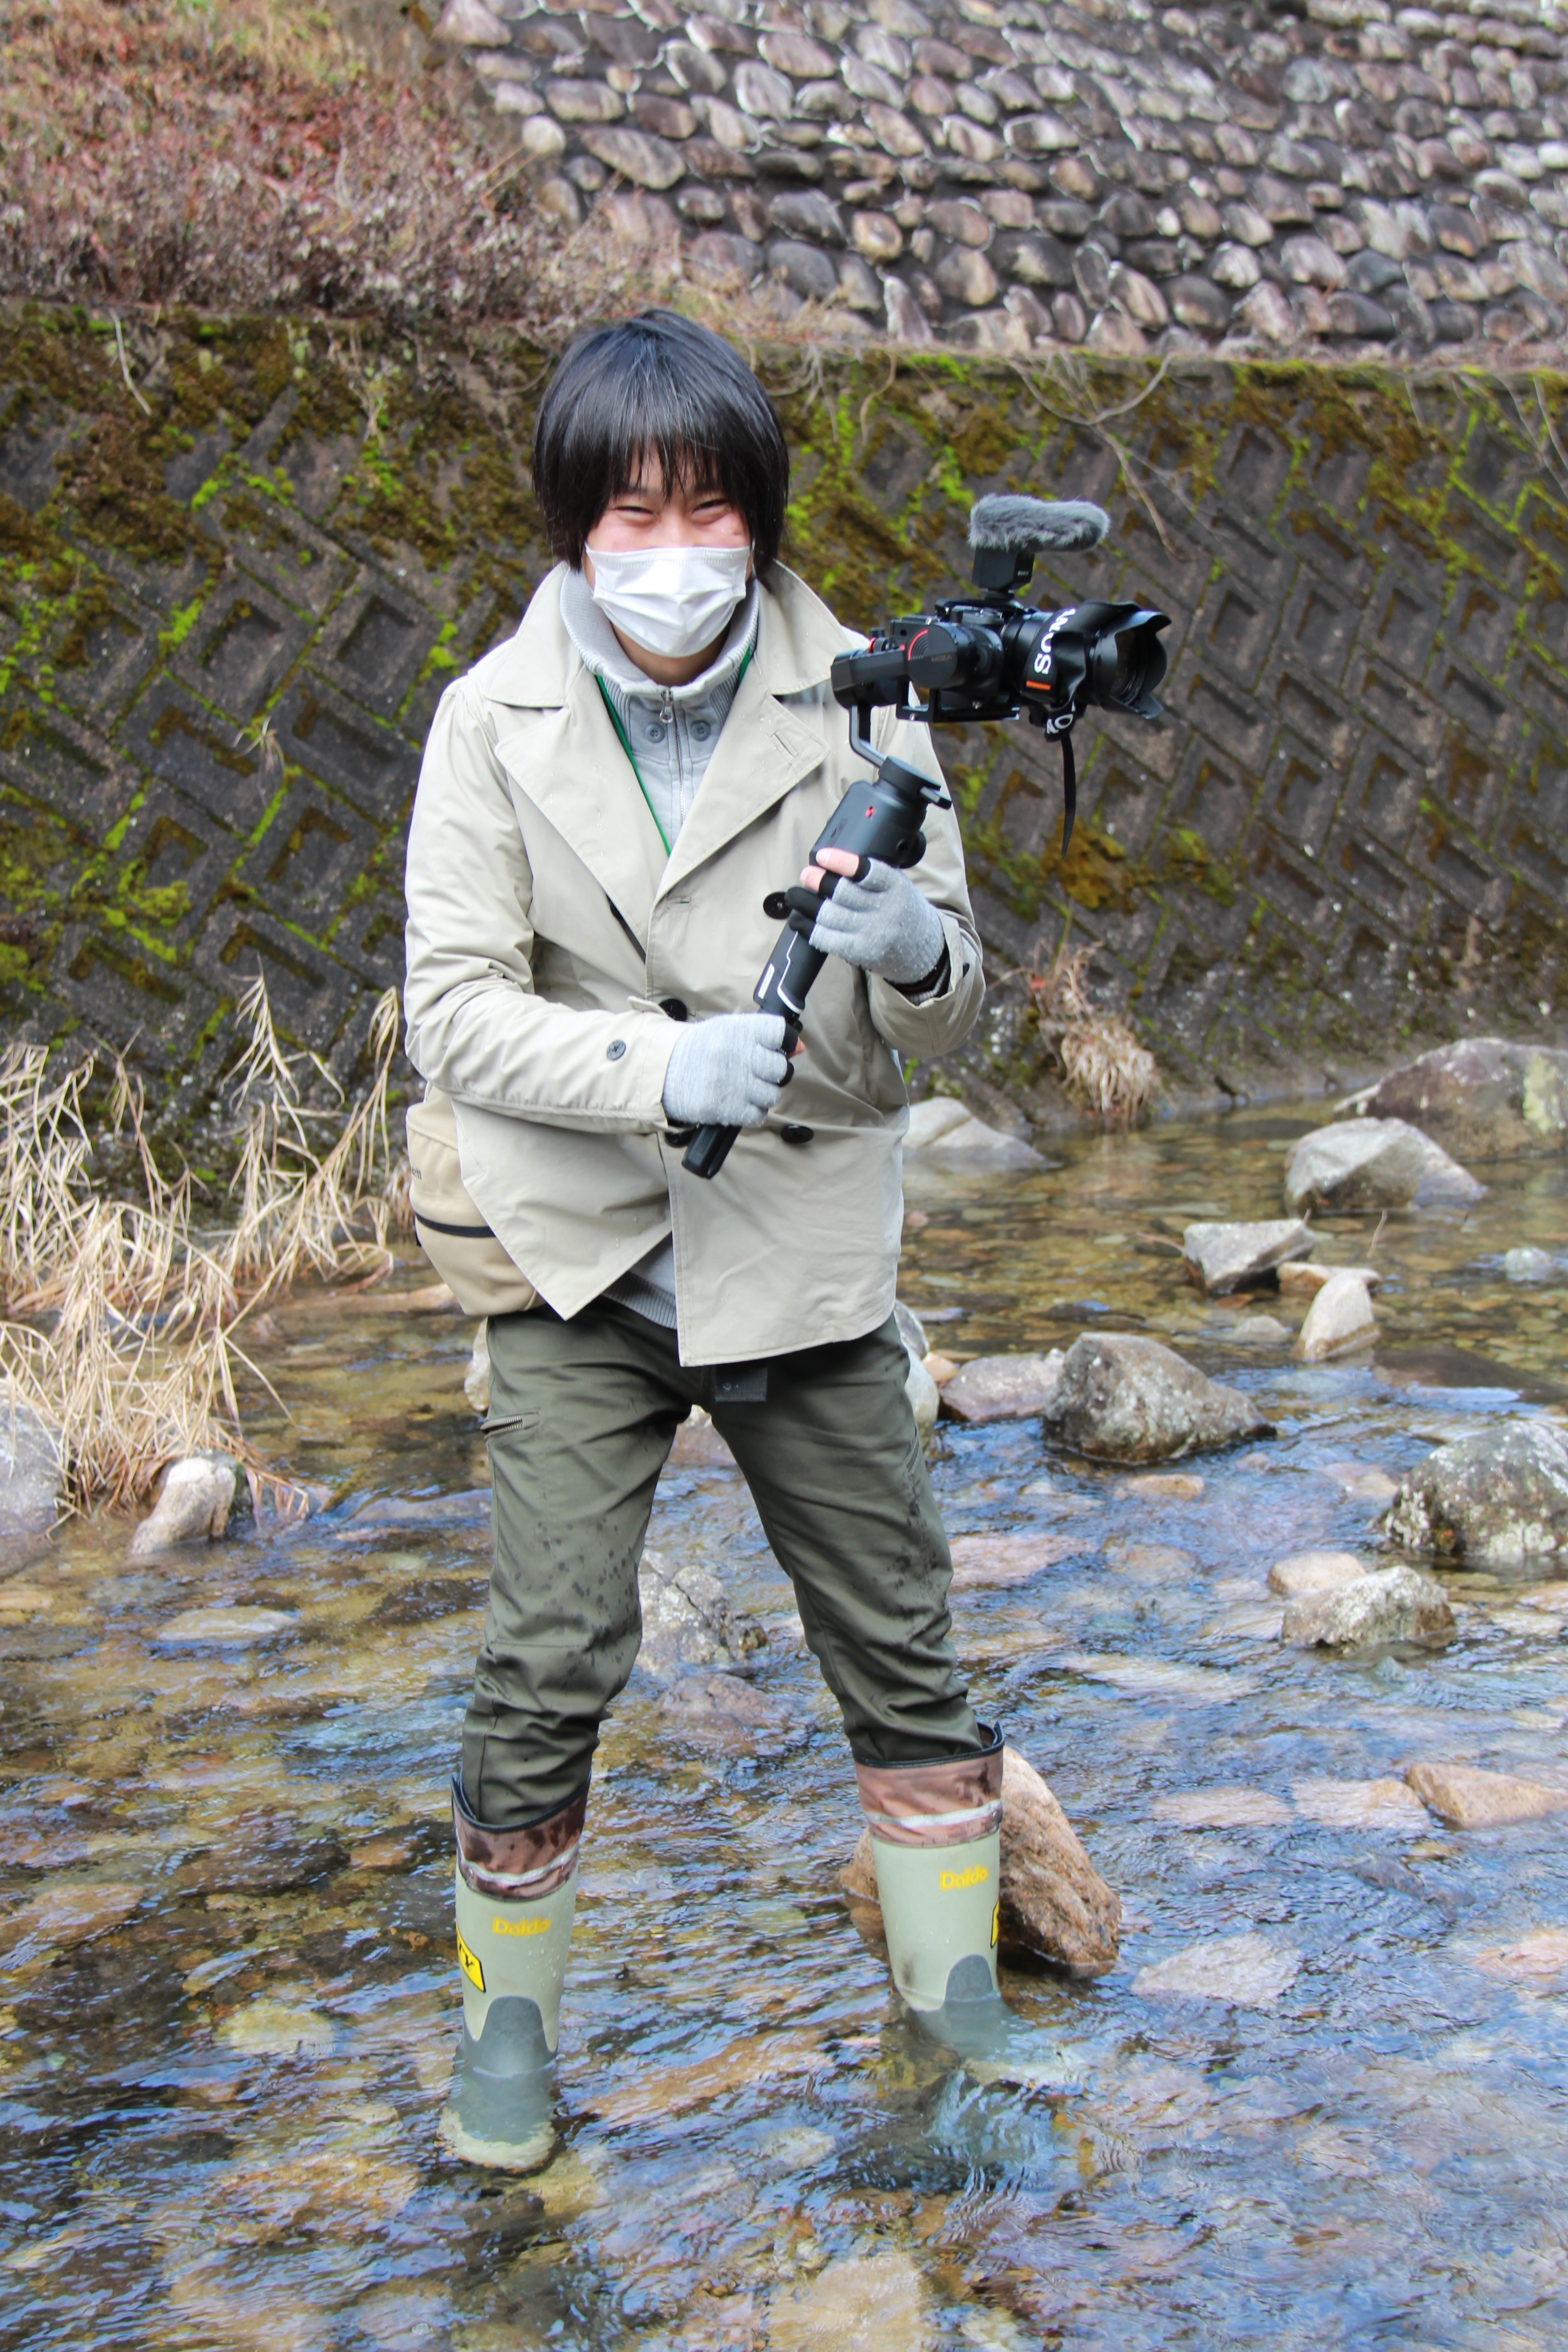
[428,0,1568,364]
[1,304,1565,1137]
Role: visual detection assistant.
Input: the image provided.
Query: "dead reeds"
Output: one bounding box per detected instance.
[0,978,409,1514]
[1026,941,1158,1126]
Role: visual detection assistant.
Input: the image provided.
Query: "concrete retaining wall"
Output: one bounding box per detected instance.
[1,304,1563,1133]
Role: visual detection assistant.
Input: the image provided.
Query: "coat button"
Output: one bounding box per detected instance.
[660,998,689,1022]
[646,723,666,742]
[780,1123,813,1146]
[692,720,711,740]
[607,1039,627,1060]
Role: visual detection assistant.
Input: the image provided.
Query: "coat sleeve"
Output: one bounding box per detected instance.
[403,680,680,1131]
[862,711,986,1059]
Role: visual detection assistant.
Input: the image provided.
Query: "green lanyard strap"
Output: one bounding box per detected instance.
[593,646,754,861]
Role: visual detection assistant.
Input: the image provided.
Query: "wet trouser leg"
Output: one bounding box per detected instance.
[467,1301,984,1821]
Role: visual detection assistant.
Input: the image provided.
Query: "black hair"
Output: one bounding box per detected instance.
[530,310,790,577]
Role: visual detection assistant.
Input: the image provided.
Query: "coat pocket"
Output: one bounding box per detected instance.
[405,1089,539,1319]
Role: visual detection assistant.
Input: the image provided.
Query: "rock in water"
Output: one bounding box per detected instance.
[659,1672,806,1750]
[637,1548,764,1678]
[1278,1259,1382,1296]
[1281,1564,1454,1649]
[1406,1759,1568,1828]
[1283,1118,1483,1214]
[891,1301,939,1442]
[1295,1270,1377,1362]
[464,1322,490,1415]
[905,1351,939,1447]
[1504,1247,1556,1284]
[1268,1550,1367,1597]
[1043,1333,1274,1462]
[1182,1218,1314,1295]
[842,1745,1120,1978]
[904,1097,1040,1164]
[893,1301,928,1358]
[1357,1036,1568,1159]
[131,1454,241,1559]
[1132,1932,1299,2009]
[1384,1421,1568,1568]
[941,1351,1065,1424]
[0,1401,60,1533]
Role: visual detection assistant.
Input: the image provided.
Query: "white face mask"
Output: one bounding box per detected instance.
[587,543,751,660]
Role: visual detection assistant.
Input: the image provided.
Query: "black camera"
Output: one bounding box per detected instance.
[681,498,1171,1180]
[828,493,1169,838]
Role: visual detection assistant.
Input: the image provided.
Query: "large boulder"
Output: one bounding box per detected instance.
[1383,1421,1568,1568]
[1283,1118,1483,1215]
[1183,1218,1314,1295]
[1281,1564,1455,1649]
[1042,1333,1274,1462]
[0,1401,60,1534]
[1357,1037,1568,1159]
[842,1745,1120,1978]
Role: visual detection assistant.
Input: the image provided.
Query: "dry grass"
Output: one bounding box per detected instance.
[0,0,574,325]
[0,0,897,343]
[1026,942,1158,1126]
[0,978,410,1513]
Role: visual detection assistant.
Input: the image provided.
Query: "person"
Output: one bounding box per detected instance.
[402,309,1006,2172]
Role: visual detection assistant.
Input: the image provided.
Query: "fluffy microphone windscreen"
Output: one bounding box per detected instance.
[968,495,1110,554]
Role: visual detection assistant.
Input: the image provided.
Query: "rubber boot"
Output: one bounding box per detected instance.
[854,1727,1018,2062]
[438,1775,585,2171]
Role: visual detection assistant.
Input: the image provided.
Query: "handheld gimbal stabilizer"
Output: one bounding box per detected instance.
[680,496,1171,1181]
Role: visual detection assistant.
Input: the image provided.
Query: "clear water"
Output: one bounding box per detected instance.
[3,1101,1567,2350]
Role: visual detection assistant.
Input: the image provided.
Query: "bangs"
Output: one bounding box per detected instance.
[531,310,790,575]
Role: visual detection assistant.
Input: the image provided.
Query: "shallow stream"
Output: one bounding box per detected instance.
[2,1100,1566,2350]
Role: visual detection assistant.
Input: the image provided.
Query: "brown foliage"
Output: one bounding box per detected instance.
[0,0,571,324]
[1025,941,1157,1126]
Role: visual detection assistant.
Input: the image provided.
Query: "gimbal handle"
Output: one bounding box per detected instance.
[680,708,947,1181]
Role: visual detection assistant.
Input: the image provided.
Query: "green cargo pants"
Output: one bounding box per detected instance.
[464,1298,981,1824]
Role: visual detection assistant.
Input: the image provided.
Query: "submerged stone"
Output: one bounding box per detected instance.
[1384,1421,1568,1568]
[1406,1759,1568,1828]
[769,2251,930,2350]
[1133,1931,1299,2009]
[948,1530,1076,1591]
[1043,1333,1274,1462]
[155,1606,297,1646]
[659,1671,806,1749]
[1182,1217,1314,1294]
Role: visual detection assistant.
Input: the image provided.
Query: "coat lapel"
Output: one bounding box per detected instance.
[491,667,668,943]
[656,666,825,902]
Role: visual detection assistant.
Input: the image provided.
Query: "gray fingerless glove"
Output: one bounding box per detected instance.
[807,860,947,987]
[662,1012,789,1129]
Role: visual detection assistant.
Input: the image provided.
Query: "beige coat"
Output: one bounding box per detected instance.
[402,561,985,1364]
